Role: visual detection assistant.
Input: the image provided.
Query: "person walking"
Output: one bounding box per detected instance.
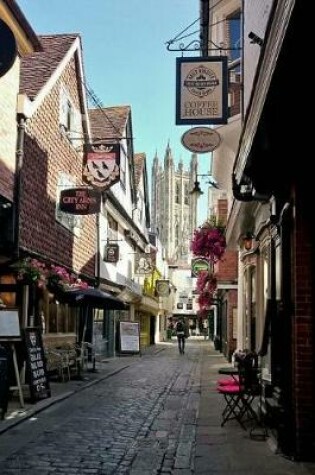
[175,318,186,354]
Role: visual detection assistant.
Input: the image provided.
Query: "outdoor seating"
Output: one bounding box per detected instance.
[217,352,260,429]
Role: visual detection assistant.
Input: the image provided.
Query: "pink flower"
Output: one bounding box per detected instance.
[190,223,226,263]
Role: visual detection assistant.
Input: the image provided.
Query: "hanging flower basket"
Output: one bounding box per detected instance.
[191,220,226,263]
[196,271,217,312]
[11,258,47,288]
[47,265,89,291]
[11,258,89,291]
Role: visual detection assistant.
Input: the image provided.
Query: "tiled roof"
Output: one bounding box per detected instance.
[20,34,78,99]
[134,153,146,188]
[88,106,131,142]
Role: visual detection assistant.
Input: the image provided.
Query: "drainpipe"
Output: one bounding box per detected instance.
[13,114,26,258]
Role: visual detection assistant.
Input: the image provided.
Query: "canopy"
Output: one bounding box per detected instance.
[60,287,128,310]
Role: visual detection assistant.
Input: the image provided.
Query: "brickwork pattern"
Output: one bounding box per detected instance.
[19,58,96,277]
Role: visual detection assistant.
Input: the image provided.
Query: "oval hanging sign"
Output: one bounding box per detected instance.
[181,127,221,153]
[0,19,17,78]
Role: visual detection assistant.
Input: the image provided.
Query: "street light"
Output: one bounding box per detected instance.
[190,174,219,197]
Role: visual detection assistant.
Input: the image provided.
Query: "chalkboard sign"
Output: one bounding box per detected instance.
[24,327,51,402]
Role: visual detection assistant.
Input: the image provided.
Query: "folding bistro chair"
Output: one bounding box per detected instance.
[217,352,260,429]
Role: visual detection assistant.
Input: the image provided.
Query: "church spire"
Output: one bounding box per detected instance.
[164,140,173,168]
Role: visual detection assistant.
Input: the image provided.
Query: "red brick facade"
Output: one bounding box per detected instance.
[19,58,96,278]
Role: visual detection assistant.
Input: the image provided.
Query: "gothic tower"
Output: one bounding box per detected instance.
[151,143,199,265]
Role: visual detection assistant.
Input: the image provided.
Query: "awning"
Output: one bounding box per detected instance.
[59,287,128,310]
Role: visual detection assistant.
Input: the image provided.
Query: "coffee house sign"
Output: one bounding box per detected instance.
[176,56,228,125]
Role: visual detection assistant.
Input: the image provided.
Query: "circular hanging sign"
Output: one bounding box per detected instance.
[181,127,221,154]
[191,258,210,278]
[0,19,17,78]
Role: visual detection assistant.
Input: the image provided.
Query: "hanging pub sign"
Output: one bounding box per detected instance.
[0,19,17,78]
[135,253,153,274]
[176,56,228,125]
[155,279,170,297]
[181,127,221,153]
[59,188,101,215]
[191,257,210,278]
[104,243,120,263]
[83,144,120,190]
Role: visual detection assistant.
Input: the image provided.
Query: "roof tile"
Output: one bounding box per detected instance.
[88,106,131,142]
[20,34,78,99]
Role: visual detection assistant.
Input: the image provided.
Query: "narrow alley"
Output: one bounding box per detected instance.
[0,340,314,475]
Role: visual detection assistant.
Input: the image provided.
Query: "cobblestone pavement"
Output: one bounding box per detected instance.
[1,340,315,475]
[0,342,201,474]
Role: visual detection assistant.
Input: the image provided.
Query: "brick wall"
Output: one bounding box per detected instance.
[216,250,238,281]
[19,58,96,278]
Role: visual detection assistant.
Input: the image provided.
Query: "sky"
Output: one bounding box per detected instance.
[18,0,210,224]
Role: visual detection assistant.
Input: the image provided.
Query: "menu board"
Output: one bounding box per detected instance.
[119,321,140,354]
[24,327,51,402]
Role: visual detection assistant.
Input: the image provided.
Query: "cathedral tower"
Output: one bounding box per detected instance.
[151,143,199,265]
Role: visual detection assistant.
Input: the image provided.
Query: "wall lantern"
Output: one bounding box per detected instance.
[190,181,203,197]
[189,174,219,197]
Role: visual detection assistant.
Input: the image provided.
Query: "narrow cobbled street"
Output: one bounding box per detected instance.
[1,341,315,475]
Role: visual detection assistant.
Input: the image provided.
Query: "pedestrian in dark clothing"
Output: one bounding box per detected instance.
[176,319,186,354]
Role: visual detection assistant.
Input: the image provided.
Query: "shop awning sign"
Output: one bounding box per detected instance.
[176,56,228,125]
